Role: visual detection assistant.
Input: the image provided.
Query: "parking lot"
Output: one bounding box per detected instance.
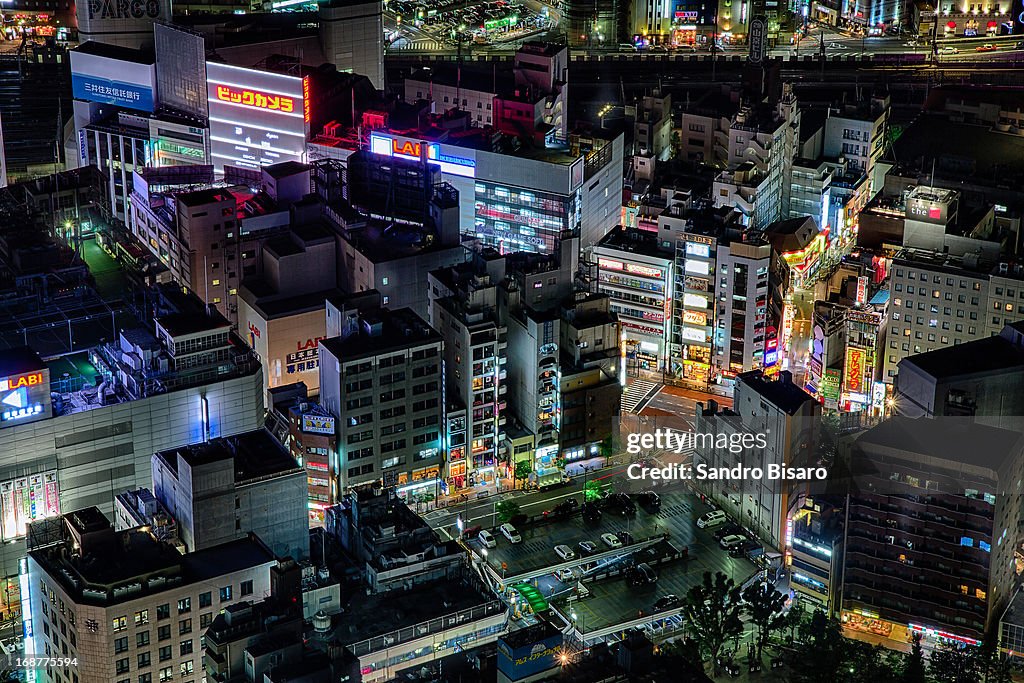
[469,488,763,593]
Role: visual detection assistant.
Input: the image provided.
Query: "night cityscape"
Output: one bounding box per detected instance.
[1,0,1024,680]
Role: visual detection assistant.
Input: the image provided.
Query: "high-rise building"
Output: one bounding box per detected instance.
[27,507,277,683]
[841,417,1024,646]
[318,307,445,498]
[822,93,889,193]
[695,370,820,548]
[152,429,310,560]
[881,249,994,384]
[593,227,674,374]
[706,84,801,229]
[129,162,310,324]
[428,253,508,491]
[237,222,340,398]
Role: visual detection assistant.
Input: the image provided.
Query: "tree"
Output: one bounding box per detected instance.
[513,460,532,484]
[780,604,804,643]
[929,643,981,683]
[583,480,610,502]
[900,633,927,683]
[680,571,744,676]
[741,581,787,661]
[495,500,521,523]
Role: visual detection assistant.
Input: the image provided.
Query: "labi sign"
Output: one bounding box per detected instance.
[86,0,162,20]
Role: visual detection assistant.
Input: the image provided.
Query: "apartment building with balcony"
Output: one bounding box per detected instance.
[428,252,509,491]
[840,417,1024,647]
[822,93,889,193]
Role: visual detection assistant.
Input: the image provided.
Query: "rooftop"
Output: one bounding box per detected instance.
[264,161,310,179]
[319,308,441,362]
[72,41,154,64]
[156,307,232,338]
[898,333,1024,380]
[177,188,235,208]
[30,510,275,606]
[155,429,302,484]
[855,416,1024,474]
[738,370,816,415]
[595,226,673,260]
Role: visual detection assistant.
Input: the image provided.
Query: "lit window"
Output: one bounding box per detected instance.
[212,279,221,286]
[382,277,389,286]
[960,536,974,547]
[976,589,986,600]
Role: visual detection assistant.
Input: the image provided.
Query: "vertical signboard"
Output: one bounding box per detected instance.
[206,62,306,172]
[855,276,868,305]
[749,17,767,63]
[844,347,866,396]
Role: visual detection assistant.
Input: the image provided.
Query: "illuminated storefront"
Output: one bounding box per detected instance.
[779,231,827,288]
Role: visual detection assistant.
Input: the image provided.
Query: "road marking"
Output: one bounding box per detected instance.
[622,379,661,413]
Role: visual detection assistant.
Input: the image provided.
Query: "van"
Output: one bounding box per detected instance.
[618,43,637,52]
[499,523,522,543]
[478,529,497,548]
[697,510,727,528]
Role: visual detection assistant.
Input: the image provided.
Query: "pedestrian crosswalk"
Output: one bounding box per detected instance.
[389,38,445,51]
[621,379,661,414]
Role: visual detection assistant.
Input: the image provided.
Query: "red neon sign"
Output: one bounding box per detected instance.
[0,372,44,392]
[302,76,311,124]
[215,85,295,114]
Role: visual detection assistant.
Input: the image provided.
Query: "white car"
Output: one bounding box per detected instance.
[601,533,623,549]
[554,568,574,582]
[478,529,496,548]
[941,46,959,54]
[554,544,575,561]
[500,523,522,544]
[719,534,747,549]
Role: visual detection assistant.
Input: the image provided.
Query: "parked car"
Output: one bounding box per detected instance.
[579,540,598,555]
[601,532,623,549]
[636,490,661,512]
[478,529,497,548]
[730,540,762,557]
[608,493,637,516]
[554,568,574,582]
[581,501,602,524]
[654,594,681,610]
[544,498,579,519]
[616,531,635,546]
[714,523,745,541]
[499,523,521,543]
[628,562,658,586]
[554,544,576,561]
[462,524,482,539]
[697,510,727,528]
[719,534,747,550]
